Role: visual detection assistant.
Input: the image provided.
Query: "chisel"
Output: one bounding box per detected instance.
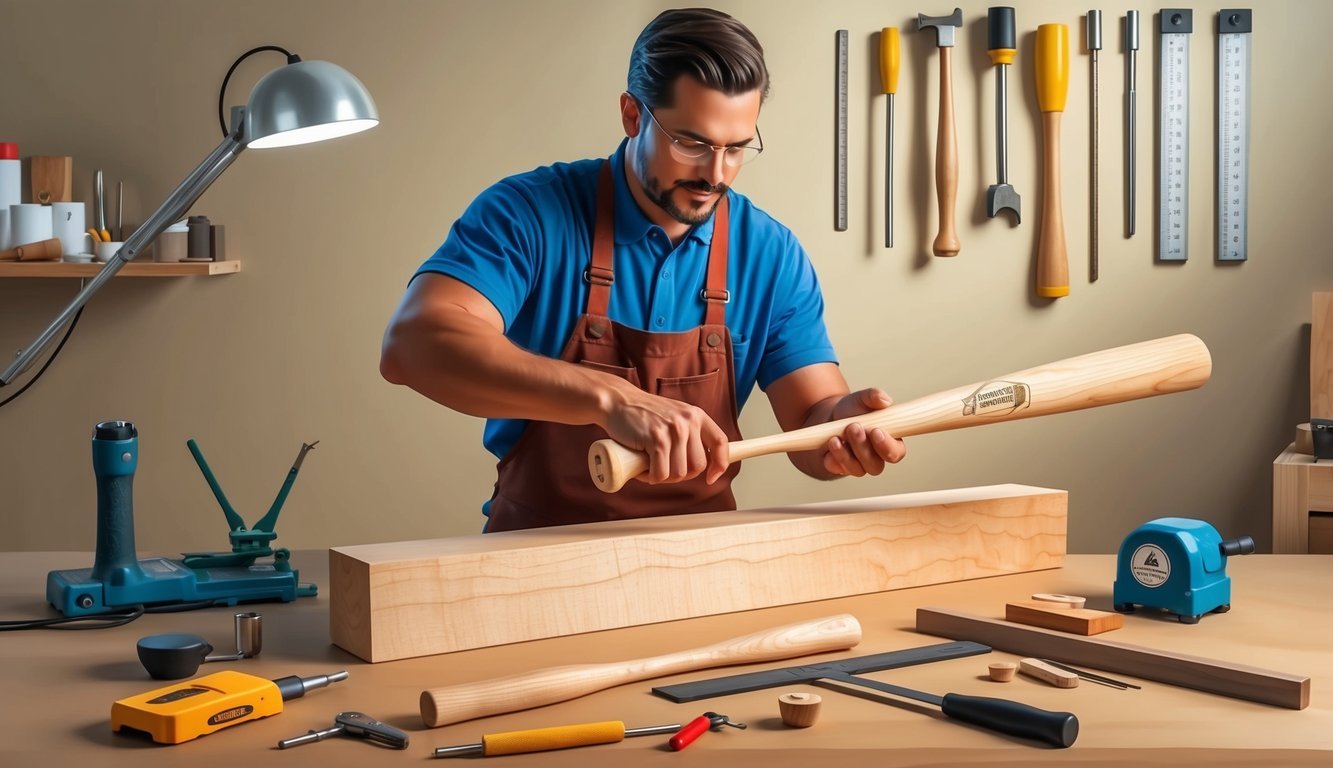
[879,26,900,247]
[433,720,680,758]
[985,6,1020,223]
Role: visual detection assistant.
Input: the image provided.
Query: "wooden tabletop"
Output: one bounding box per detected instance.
[2,552,1329,766]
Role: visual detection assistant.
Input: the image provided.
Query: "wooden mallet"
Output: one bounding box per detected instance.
[589,333,1211,493]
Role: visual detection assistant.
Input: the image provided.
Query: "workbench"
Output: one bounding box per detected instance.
[3,552,1330,766]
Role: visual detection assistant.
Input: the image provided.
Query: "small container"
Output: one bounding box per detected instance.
[187,214,211,260]
[94,240,123,263]
[156,220,188,262]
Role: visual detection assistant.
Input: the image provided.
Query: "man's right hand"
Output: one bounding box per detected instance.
[601,385,731,486]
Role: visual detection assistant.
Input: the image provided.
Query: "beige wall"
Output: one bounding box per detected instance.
[1,0,1328,555]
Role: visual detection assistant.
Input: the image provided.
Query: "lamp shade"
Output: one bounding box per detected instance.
[245,60,378,149]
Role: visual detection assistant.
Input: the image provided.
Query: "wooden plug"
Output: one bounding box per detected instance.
[1006,601,1123,636]
[0,238,62,262]
[1020,658,1079,688]
[1030,593,1086,609]
[778,692,822,727]
[988,662,1017,682]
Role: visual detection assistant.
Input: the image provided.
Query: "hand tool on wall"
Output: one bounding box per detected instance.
[1216,9,1252,262]
[985,7,1020,223]
[880,26,900,246]
[433,720,682,758]
[668,712,746,751]
[591,333,1211,493]
[279,711,409,749]
[834,29,849,232]
[1087,11,1102,279]
[1125,11,1140,237]
[1157,9,1193,261]
[916,607,1310,709]
[1035,23,1070,298]
[654,640,1078,748]
[95,169,110,242]
[111,669,347,744]
[918,8,963,256]
[420,614,861,727]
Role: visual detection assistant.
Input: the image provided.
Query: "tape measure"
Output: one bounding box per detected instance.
[1156,9,1192,262]
[1216,9,1252,262]
[834,29,849,232]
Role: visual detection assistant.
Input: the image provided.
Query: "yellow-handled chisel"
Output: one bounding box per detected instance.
[433,720,680,758]
[879,26,900,248]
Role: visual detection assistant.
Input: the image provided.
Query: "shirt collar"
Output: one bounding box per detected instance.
[611,139,716,247]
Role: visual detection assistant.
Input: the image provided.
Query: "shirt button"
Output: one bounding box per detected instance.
[661,270,670,280]
[655,317,665,327]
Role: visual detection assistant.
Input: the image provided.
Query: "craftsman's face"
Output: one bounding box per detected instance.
[621,77,762,227]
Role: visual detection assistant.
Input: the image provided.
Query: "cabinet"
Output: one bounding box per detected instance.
[1272,443,1333,553]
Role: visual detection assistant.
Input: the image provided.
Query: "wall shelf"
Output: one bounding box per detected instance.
[0,260,240,278]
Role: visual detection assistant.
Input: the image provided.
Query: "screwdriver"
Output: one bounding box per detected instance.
[1087,10,1103,281]
[879,26,900,248]
[432,720,681,758]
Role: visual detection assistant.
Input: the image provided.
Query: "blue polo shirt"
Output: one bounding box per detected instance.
[415,140,837,461]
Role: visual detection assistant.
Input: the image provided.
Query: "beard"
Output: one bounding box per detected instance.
[643,174,728,226]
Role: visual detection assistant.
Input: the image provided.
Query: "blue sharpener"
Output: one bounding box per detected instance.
[1113,518,1254,624]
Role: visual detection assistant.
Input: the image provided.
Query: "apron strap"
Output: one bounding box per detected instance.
[702,194,729,326]
[585,162,616,316]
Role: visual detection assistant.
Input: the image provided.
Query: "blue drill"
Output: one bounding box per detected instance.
[90,420,149,593]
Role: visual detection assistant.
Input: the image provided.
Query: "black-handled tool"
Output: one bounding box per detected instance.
[821,671,1077,748]
[279,711,409,749]
[985,6,1021,223]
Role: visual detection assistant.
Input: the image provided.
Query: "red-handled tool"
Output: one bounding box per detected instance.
[668,712,746,751]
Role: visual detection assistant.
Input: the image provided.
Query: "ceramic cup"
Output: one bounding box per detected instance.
[94,240,123,263]
[10,203,52,247]
[51,201,89,256]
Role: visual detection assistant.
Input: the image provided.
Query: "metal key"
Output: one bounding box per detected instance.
[278,711,409,750]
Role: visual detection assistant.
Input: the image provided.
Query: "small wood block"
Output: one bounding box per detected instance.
[1020,658,1079,687]
[1296,423,1313,455]
[29,156,72,203]
[330,484,1067,662]
[1314,293,1332,420]
[1006,601,1124,635]
[987,662,1017,682]
[778,692,822,727]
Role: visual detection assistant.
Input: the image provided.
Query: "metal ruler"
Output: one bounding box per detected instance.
[1217,9,1252,262]
[1157,9,1192,262]
[834,29,849,231]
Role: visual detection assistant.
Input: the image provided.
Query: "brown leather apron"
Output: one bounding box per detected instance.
[485,162,743,532]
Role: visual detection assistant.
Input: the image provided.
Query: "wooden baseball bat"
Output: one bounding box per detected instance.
[1036,23,1070,298]
[589,333,1210,493]
[420,614,861,727]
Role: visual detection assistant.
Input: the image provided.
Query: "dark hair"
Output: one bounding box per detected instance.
[627,8,770,109]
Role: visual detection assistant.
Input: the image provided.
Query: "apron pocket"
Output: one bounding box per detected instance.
[656,368,722,403]
[580,359,642,388]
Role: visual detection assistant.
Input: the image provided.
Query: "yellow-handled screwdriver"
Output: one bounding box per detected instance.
[879,26,900,248]
[433,720,680,758]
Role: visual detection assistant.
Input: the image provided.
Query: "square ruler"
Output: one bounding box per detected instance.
[1157,9,1192,262]
[1216,9,1252,262]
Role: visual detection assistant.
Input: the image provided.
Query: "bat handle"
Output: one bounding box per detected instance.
[940,693,1078,748]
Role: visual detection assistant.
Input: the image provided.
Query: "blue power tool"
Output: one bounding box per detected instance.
[1112,517,1255,624]
[46,421,318,617]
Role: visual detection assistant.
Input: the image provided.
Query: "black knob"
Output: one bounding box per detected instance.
[1220,536,1256,557]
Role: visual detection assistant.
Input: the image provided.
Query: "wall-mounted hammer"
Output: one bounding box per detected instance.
[918,8,963,257]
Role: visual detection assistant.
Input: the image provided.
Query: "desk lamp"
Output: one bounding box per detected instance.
[0,47,378,386]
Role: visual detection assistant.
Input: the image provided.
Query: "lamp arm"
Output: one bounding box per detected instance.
[1,130,246,386]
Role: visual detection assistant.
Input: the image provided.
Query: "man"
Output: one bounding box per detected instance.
[380,8,905,532]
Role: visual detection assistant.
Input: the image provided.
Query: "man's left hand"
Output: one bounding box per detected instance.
[821,388,907,477]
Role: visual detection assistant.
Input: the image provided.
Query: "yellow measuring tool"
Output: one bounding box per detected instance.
[111,669,346,744]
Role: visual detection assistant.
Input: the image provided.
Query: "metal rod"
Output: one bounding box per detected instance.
[885,95,894,248]
[995,65,1009,184]
[1126,10,1140,237]
[1039,658,1140,689]
[1089,10,1102,281]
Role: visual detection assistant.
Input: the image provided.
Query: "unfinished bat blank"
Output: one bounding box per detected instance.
[589,333,1211,493]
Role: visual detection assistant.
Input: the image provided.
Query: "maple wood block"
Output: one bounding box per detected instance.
[1272,443,1333,553]
[330,484,1067,662]
[1005,600,1124,635]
